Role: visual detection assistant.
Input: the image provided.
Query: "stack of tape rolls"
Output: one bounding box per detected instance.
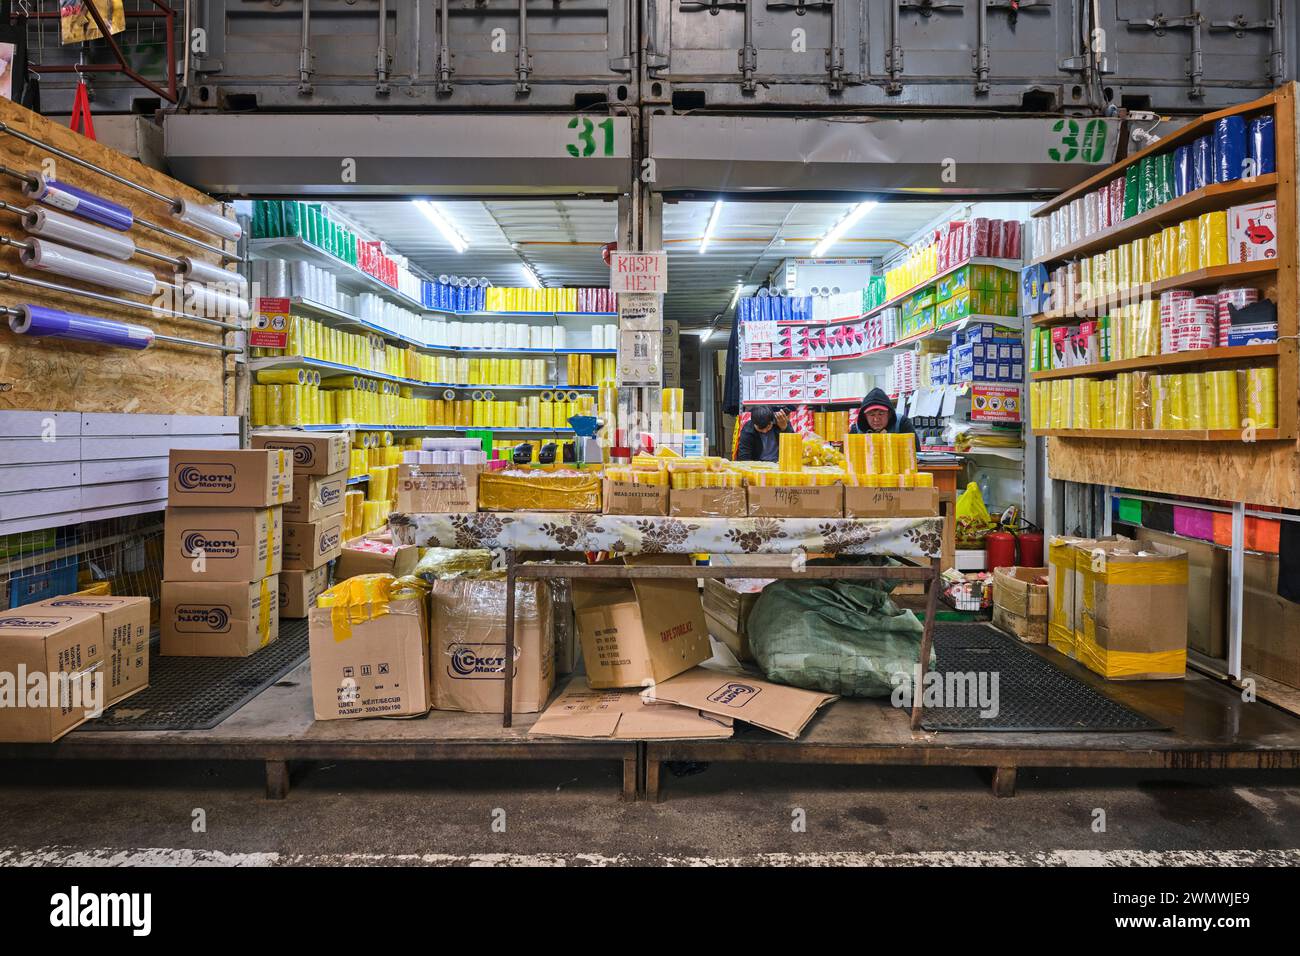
[777,432,803,472]
[1185,373,1207,429]
[1205,369,1239,429]
[1176,219,1200,275]
[1244,366,1278,428]
[1073,377,1092,428]
[1198,210,1228,267]
[1114,372,1133,429]
[1216,288,1259,347]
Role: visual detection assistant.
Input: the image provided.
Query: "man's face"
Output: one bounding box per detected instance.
[865,408,890,431]
[754,421,773,433]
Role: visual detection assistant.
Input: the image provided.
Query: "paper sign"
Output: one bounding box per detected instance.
[250,297,290,349]
[617,292,662,332]
[971,384,1022,422]
[610,251,668,294]
[618,328,661,386]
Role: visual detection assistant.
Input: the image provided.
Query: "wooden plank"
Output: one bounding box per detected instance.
[1030,174,1279,267]
[0,462,79,494]
[1040,428,1283,441]
[1031,344,1280,381]
[0,97,235,417]
[1032,90,1279,217]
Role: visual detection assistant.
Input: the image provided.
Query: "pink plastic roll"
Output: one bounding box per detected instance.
[19,238,158,296]
[22,207,135,260]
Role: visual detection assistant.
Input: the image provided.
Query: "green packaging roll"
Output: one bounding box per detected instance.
[308,205,322,247]
[1138,156,1156,213]
[285,201,302,238]
[1159,152,1176,206]
[251,200,267,239]
[1123,164,1140,219]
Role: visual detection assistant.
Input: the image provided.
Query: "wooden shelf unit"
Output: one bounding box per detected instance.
[1032,83,1300,506]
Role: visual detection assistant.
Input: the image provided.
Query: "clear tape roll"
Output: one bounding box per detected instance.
[183,280,250,319]
[172,198,242,242]
[22,207,135,261]
[20,238,158,296]
[179,255,248,292]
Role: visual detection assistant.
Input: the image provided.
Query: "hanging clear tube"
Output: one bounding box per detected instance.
[178,254,248,292]
[181,280,250,319]
[18,238,159,296]
[20,174,134,231]
[22,206,136,260]
[171,198,242,242]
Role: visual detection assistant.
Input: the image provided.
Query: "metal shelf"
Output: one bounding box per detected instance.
[248,354,600,392]
[250,237,426,311]
[1030,344,1280,381]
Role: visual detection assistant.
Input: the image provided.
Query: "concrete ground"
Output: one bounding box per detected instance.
[2,758,1299,865]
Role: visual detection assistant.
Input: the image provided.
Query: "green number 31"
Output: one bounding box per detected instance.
[567,117,616,157]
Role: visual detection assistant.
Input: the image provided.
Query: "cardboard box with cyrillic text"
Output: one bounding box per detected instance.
[395,464,480,514]
[167,448,292,508]
[163,506,282,582]
[428,579,554,714]
[602,479,669,516]
[160,577,279,657]
[746,484,843,518]
[31,595,149,705]
[529,677,732,740]
[843,486,939,518]
[284,516,345,570]
[283,469,347,523]
[253,431,350,476]
[0,608,106,743]
[307,581,430,720]
[646,667,837,740]
[571,560,711,689]
[279,567,330,619]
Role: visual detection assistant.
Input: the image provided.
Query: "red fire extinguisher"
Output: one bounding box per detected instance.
[985,531,1018,571]
[1018,529,1045,567]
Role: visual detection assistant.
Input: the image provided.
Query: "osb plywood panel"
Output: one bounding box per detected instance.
[1048,437,1300,508]
[0,98,235,416]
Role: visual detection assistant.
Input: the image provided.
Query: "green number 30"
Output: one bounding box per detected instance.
[1049,118,1108,163]
[567,117,615,157]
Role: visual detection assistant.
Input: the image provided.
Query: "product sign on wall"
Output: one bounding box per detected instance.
[609,252,668,294]
[617,292,663,385]
[250,297,290,349]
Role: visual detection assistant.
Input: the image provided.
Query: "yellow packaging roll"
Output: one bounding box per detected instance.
[1160,225,1179,280]
[1112,373,1132,429]
[579,353,592,387]
[257,368,309,386]
[914,471,934,488]
[846,433,869,475]
[1114,243,1130,290]
[877,473,899,489]
[264,384,283,427]
[539,400,553,428]
[873,432,893,474]
[1184,373,1207,430]
[1205,369,1239,430]
[566,354,578,386]
[1245,367,1278,429]
[280,384,303,426]
[1129,239,1147,287]
[889,432,916,474]
[1088,379,1102,428]
[1199,210,1228,267]
[251,385,269,427]
[1146,232,1165,282]
[1135,299,1160,358]
[1071,378,1091,429]
[778,432,803,472]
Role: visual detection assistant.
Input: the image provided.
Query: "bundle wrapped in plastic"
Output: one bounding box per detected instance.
[412,547,499,582]
[478,468,602,512]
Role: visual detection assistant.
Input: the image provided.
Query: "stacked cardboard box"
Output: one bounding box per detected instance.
[0,606,106,742]
[160,448,291,656]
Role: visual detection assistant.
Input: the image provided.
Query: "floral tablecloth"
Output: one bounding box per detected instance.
[390,512,943,558]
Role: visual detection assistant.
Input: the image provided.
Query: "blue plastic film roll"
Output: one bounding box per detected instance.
[1192,135,1212,192]
[21,177,134,231]
[10,304,155,349]
[1173,145,1192,198]
[1250,115,1276,176]
[1212,115,1247,183]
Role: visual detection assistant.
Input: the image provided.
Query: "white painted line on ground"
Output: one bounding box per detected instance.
[2,847,1299,867]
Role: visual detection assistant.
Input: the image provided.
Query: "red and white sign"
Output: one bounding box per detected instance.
[971,384,1021,423]
[609,251,668,294]
[250,297,290,349]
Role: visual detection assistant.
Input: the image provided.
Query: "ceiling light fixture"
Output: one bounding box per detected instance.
[699,200,724,255]
[521,262,543,289]
[728,282,744,311]
[810,201,878,258]
[413,200,469,254]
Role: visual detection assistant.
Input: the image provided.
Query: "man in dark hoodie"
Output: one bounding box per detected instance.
[850,387,918,441]
[735,404,792,462]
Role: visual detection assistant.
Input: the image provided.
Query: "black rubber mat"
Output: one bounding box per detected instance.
[79,618,310,732]
[918,623,1166,733]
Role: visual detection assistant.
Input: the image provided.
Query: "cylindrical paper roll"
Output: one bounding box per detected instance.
[172,198,243,241]
[22,176,133,231]
[20,238,158,296]
[10,304,154,349]
[22,207,135,260]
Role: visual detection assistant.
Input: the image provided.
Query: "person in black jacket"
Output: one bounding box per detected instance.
[735,405,791,462]
[849,387,918,441]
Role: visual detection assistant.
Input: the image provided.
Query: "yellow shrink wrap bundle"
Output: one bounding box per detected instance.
[1244,367,1278,429]
[778,432,804,472]
[1205,369,1239,430]
[1184,373,1207,430]
[1199,210,1228,267]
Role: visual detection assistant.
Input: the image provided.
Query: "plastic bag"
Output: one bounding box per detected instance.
[747,572,934,698]
[956,481,996,547]
[412,547,498,582]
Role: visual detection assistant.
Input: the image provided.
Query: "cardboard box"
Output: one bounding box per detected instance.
[283,469,348,523]
[991,566,1048,644]
[283,515,345,571]
[428,579,555,714]
[646,667,837,740]
[307,582,430,720]
[163,506,282,583]
[669,486,747,518]
[279,567,330,619]
[30,595,149,705]
[1077,540,1188,680]
[395,464,480,514]
[1047,535,1131,660]
[167,448,292,509]
[160,577,279,657]
[1227,199,1278,264]
[334,539,419,581]
[528,677,733,740]
[571,559,712,689]
[843,486,939,518]
[0,607,106,743]
[252,430,350,477]
[1136,528,1227,659]
[602,479,669,516]
[746,484,843,518]
[702,578,769,662]
[1242,552,1300,688]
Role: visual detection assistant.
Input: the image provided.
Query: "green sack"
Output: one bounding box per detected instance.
[747,574,934,698]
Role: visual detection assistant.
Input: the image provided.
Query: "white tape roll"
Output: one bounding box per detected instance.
[23,208,135,261]
[172,198,243,241]
[20,238,157,296]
